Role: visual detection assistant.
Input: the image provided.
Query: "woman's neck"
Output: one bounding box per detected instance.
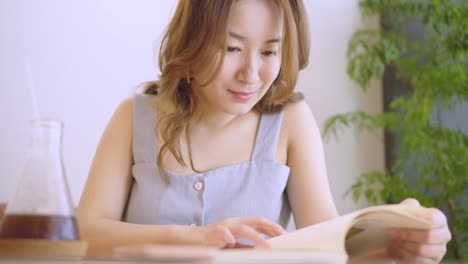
[190,105,241,131]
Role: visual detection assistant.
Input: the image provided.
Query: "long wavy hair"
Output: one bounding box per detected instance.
[144,0,310,173]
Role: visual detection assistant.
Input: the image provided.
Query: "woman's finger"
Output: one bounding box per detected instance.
[241,217,286,237]
[394,245,437,264]
[417,208,449,229]
[390,226,451,244]
[400,198,421,207]
[398,240,447,262]
[230,224,270,248]
[234,242,254,249]
[213,225,236,249]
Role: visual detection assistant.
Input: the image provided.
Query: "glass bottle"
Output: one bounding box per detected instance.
[0,120,79,240]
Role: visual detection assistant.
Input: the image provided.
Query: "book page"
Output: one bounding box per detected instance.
[346,206,433,257]
[356,204,432,226]
[267,212,359,254]
[266,204,432,257]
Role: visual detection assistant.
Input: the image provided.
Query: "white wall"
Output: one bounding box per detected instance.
[0,1,383,215]
[301,2,383,213]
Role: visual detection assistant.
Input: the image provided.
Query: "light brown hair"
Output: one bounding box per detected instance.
[144,0,310,172]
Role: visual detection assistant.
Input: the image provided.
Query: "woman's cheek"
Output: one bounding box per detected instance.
[262,63,281,86]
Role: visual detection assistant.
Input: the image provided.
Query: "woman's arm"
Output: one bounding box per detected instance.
[283,101,339,229]
[76,97,197,256]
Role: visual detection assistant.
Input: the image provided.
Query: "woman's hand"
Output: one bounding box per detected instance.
[194,217,286,249]
[387,198,452,263]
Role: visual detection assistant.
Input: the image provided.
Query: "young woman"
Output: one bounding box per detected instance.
[77,0,451,262]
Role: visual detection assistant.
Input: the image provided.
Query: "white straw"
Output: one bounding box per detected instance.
[24,57,40,120]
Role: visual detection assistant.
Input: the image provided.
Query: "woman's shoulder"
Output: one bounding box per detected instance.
[120,93,157,111]
[281,99,320,144]
[282,99,316,127]
[116,95,135,113]
[108,96,135,128]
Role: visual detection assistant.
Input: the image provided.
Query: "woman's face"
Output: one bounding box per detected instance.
[193,0,283,115]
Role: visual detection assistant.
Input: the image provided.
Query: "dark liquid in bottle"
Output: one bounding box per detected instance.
[0,214,79,240]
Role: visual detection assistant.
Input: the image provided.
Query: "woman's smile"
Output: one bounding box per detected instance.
[227,89,258,102]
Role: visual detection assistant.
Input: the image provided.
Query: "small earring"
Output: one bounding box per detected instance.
[187,75,190,85]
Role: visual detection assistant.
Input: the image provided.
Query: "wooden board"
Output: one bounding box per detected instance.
[0,240,87,259]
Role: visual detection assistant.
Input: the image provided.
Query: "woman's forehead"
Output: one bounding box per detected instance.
[228,0,283,41]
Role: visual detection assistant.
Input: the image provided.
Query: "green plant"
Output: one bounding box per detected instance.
[323,0,468,261]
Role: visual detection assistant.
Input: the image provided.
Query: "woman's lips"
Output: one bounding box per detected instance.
[228,90,256,102]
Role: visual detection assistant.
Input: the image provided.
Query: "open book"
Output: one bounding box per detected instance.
[265,204,433,260]
[111,204,433,263]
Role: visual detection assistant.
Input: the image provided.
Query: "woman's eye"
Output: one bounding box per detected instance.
[262,51,278,56]
[227,46,241,52]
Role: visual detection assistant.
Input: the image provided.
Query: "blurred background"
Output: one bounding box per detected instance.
[0,0,383,214]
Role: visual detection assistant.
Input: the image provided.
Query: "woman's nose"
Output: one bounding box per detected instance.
[237,55,260,84]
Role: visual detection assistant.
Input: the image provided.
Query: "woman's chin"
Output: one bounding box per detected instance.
[222,103,256,116]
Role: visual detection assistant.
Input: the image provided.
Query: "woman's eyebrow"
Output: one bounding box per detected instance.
[229,31,281,44]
